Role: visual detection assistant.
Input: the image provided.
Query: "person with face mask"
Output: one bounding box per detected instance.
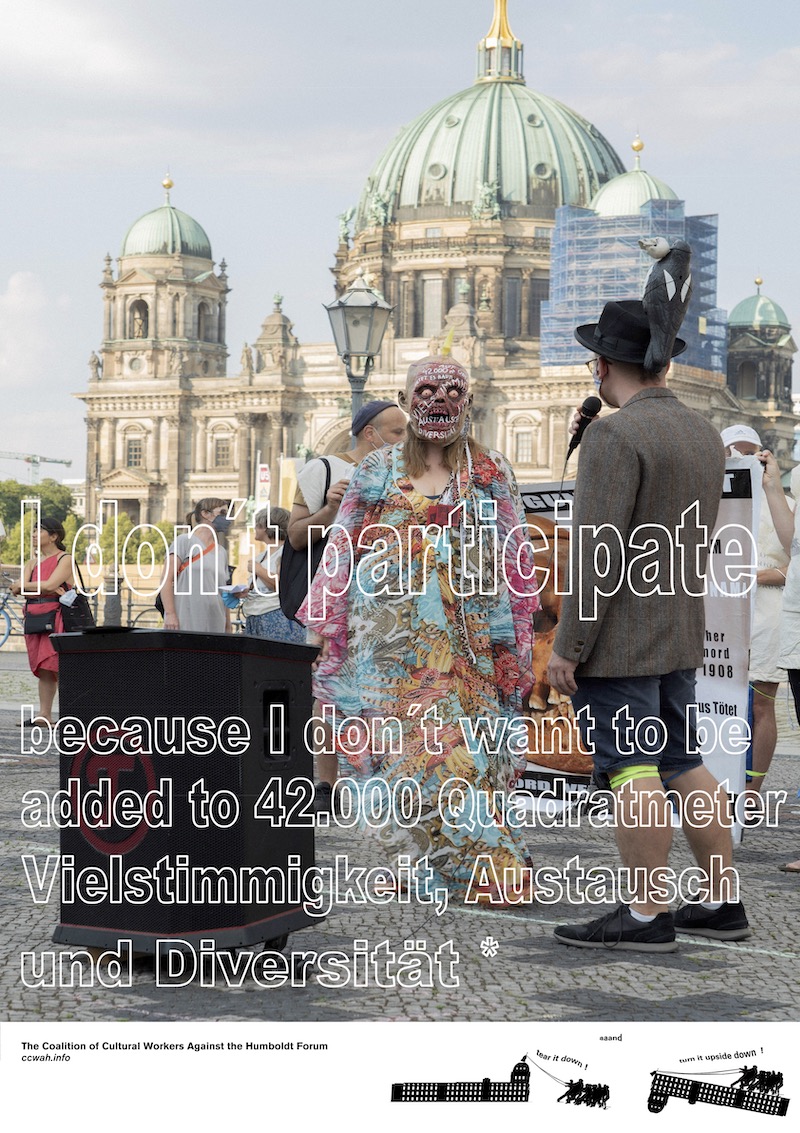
[297,353,538,903]
[160,497,232,633]
[720,426,792,810]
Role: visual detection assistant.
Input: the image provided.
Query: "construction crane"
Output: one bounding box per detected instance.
[0,451,72,484]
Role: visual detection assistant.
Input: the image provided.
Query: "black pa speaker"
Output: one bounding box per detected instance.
[50,630,319,952]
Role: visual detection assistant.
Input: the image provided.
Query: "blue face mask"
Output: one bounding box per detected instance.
[211,514,232,534]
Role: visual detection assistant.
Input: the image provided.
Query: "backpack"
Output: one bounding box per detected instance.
[279,458,330,624]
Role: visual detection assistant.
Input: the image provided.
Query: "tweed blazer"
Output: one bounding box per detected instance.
[552,386,725,677]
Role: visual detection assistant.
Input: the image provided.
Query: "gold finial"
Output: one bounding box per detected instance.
[632,133,644,170]
[162,172,173,203]
[755,276,763,291]
[486,0,518,46]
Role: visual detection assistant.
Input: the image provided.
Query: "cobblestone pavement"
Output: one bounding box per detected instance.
[2,653,799,1023]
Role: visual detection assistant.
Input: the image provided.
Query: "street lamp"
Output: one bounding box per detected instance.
[324,270,394,427]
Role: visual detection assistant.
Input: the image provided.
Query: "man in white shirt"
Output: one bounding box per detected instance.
[720,424,792,809]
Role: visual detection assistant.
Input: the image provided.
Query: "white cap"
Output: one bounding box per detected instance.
[720,424,761,448]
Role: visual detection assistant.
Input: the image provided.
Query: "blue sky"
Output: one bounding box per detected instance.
[1,0,798,482]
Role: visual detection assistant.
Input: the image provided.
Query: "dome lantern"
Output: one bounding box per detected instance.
[477,0,524,84]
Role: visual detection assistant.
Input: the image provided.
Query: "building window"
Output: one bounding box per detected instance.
[534,227,552,242]
[425,227,441,239]
[214,436,232,467]
[198,301,211,341]
[503,277,521,338]
[738,361,757,399]
[126,437,144,468]
[529,277,549,338]
[514,432,533,465]
[421,277,444,338]
[171,295,180,336]
[129,300,149,339]
[451,275,469,306]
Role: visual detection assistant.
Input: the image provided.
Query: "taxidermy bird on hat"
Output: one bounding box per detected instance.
[639,236,692,377]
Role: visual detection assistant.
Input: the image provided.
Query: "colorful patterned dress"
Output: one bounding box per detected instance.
[299,444,538,901]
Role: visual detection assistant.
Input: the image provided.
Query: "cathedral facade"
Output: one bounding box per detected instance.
[78,1,796,526]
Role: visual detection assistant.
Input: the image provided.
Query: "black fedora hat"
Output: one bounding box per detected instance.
[575,299,686,364]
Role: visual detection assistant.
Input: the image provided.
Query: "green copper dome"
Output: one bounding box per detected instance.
[353,4,623,232]
[121,201,212,259]
[355,81,625,231]
[590,167,678,216]
[590,137,678,217]
[729,292,790,330]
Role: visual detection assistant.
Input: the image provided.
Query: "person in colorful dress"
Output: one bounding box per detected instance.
[13,517,76,723]
[299,353,538,902]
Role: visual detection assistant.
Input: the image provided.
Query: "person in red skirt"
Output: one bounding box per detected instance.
[12,517,76,724]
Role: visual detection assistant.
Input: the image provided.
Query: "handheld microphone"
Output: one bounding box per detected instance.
[566,396,602,458]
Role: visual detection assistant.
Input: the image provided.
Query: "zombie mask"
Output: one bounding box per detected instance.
[406,360,470,443]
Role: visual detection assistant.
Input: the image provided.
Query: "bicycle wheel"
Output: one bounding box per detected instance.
[0,607,12,648]
[132,607,163,629]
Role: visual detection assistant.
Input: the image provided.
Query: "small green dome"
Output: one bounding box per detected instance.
[729,292,790,330]
[590,167,679,216]
[354,80,624,231]
[121,203,212,259]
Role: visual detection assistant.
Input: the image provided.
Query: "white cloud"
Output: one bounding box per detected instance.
[2,2,150,87]
[0,0,250,108]
[0,113,391,182]
[571,42,800,152]
[0,273,58,385]
[0,272,85,473]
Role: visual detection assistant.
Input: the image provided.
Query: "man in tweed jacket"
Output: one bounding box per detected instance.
[546,299,751,952]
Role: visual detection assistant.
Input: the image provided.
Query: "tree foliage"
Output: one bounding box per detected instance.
[0,479,79,566]
[0,478,75,528]
[0,488,174,569]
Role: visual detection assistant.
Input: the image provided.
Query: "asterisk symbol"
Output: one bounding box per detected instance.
[480,935,499,958]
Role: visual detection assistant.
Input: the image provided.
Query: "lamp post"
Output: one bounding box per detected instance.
[324,270,394,432]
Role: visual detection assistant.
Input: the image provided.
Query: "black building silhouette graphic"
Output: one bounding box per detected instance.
[392,1056,530,1102]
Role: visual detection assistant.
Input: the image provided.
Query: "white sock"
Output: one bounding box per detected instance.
[629,907,657,923]
[700,900,723,911]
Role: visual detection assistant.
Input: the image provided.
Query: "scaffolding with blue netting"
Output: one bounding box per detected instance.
[540,198,726,374]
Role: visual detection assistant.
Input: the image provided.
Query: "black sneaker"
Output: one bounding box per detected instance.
[313,781,334,815]
[674,900,751,941]
[554,904,678,952]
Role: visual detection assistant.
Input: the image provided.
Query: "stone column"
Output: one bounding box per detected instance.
[194,418,207,473]
[521,272,532,337]
[491,269,503,337]
[495,407,508,457]
[236,414,256,500]
[85,415,99,522]
[164,416,182,523]
[280,411,296,461]
[403,274,415,338]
